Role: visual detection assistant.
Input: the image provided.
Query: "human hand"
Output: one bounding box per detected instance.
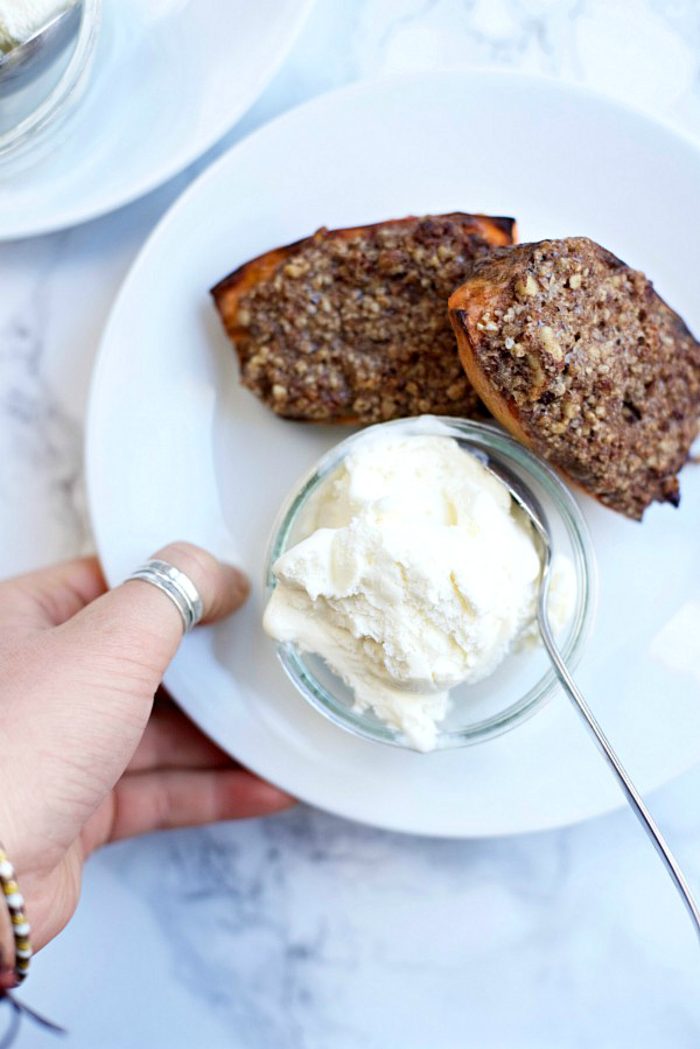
[0,542,294,980]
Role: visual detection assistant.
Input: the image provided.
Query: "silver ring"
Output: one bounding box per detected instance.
[127,559,204,634]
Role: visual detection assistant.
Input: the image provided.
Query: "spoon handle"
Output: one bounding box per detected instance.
[538,605,700,941]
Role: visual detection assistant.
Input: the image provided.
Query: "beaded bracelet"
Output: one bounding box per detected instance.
[0,845,31,985]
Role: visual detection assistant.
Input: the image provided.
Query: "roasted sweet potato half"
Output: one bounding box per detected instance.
[211,213,516,424]
[449,237,700,520]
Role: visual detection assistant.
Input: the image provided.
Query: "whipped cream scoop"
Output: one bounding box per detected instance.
[264,432,573,750]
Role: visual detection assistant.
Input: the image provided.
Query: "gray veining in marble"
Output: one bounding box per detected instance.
[2,1,700,1046]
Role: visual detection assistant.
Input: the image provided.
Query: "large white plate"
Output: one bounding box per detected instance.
[0,0,313,239]
[87,71,700,838]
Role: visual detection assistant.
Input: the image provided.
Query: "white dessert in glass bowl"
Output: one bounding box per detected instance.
[264,424,576,751]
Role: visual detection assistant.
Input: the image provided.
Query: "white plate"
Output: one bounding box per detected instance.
[0,0,313,239]
[87,71,700,838]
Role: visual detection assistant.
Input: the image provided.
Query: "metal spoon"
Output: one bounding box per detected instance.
[483,454,700,941]
[0,1,82,95]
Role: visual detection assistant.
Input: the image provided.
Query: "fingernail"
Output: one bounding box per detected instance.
[0,968,19,991]
[256,782,297,812]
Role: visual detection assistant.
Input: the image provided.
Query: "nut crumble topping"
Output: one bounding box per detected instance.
[211,214,515,423]
[449,237,700,519]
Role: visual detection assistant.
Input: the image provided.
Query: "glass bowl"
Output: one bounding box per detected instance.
[0,0,101,172]
[264,416,597,751]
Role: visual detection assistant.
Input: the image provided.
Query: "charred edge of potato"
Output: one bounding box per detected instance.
[211,213,517,319]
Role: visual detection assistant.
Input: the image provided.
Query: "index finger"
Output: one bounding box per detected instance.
[0,556,107,630]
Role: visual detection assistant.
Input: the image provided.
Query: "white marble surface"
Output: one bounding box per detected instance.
[2,0,700,1045]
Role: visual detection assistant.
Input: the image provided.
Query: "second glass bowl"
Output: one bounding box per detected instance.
[265,416,597,751]
[0,0,101,172]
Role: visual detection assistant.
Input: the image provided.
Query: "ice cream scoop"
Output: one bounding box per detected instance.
[265,430,574,750]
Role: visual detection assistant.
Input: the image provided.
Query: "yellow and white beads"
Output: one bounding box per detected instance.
[0,845,31,983]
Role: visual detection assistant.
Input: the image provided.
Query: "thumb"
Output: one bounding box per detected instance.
[61,541,250,693]
[6,543,250,866]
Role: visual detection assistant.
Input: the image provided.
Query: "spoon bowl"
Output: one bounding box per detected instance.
[0,2,82,95]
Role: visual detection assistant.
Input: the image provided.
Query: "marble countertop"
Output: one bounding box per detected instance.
[2,1,700,1045]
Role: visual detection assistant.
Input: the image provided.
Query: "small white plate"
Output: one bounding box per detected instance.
[87,71,700,838]
[0,0,313,239]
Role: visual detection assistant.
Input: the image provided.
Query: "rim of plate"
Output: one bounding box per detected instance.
[0,0,315,240]
[85,65,700,312]
[87,68,700,837]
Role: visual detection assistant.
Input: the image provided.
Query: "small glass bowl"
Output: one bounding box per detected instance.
[265,416,597,750]
[0,0,101,172]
